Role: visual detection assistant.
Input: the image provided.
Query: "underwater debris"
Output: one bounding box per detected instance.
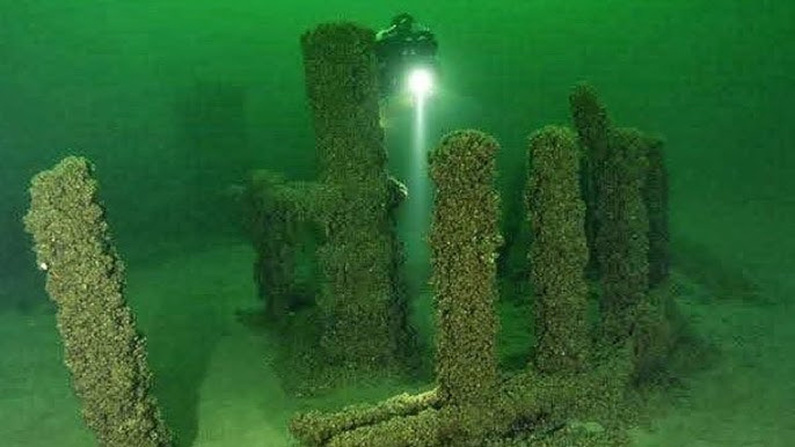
[23,156,171,447]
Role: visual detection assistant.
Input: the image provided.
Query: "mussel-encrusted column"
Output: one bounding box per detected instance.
[643,136,670,288]
[23,156,171,447]
[429,130,502,405]
[243,170,324,320]
[526,126,590,373]
[569,82,612,279]
[301,23,406,366]
[598,128,650,342]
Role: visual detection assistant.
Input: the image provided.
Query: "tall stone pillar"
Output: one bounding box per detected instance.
[301,23,407,366]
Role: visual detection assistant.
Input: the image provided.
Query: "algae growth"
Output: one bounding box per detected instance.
[22,19,689,447]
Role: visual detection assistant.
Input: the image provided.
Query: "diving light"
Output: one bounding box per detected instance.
[407,67,434,98]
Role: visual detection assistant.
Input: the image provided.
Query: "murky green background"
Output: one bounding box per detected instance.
[1,2,793,446]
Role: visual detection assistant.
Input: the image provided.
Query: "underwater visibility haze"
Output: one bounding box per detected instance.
[1,1,793,446]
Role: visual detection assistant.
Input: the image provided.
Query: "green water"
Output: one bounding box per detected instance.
[1,2,793,446]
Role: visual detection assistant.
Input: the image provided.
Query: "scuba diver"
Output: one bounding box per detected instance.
[375,13,439,99]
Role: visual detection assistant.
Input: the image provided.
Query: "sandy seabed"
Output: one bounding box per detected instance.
[1,239,792,447]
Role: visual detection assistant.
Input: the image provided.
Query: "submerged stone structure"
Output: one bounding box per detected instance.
[23,156,171,447]
[19,13,683,441]
[244,22,412,373]
[289,129,509,446]
[243,170,325,320]
[569,83,671,344]
[288,129,634,447]
[286,76,684,445]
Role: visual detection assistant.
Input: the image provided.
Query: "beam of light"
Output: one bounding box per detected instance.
[405,86,431,298]
[412,94,427,197]
[389,66,436,302]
